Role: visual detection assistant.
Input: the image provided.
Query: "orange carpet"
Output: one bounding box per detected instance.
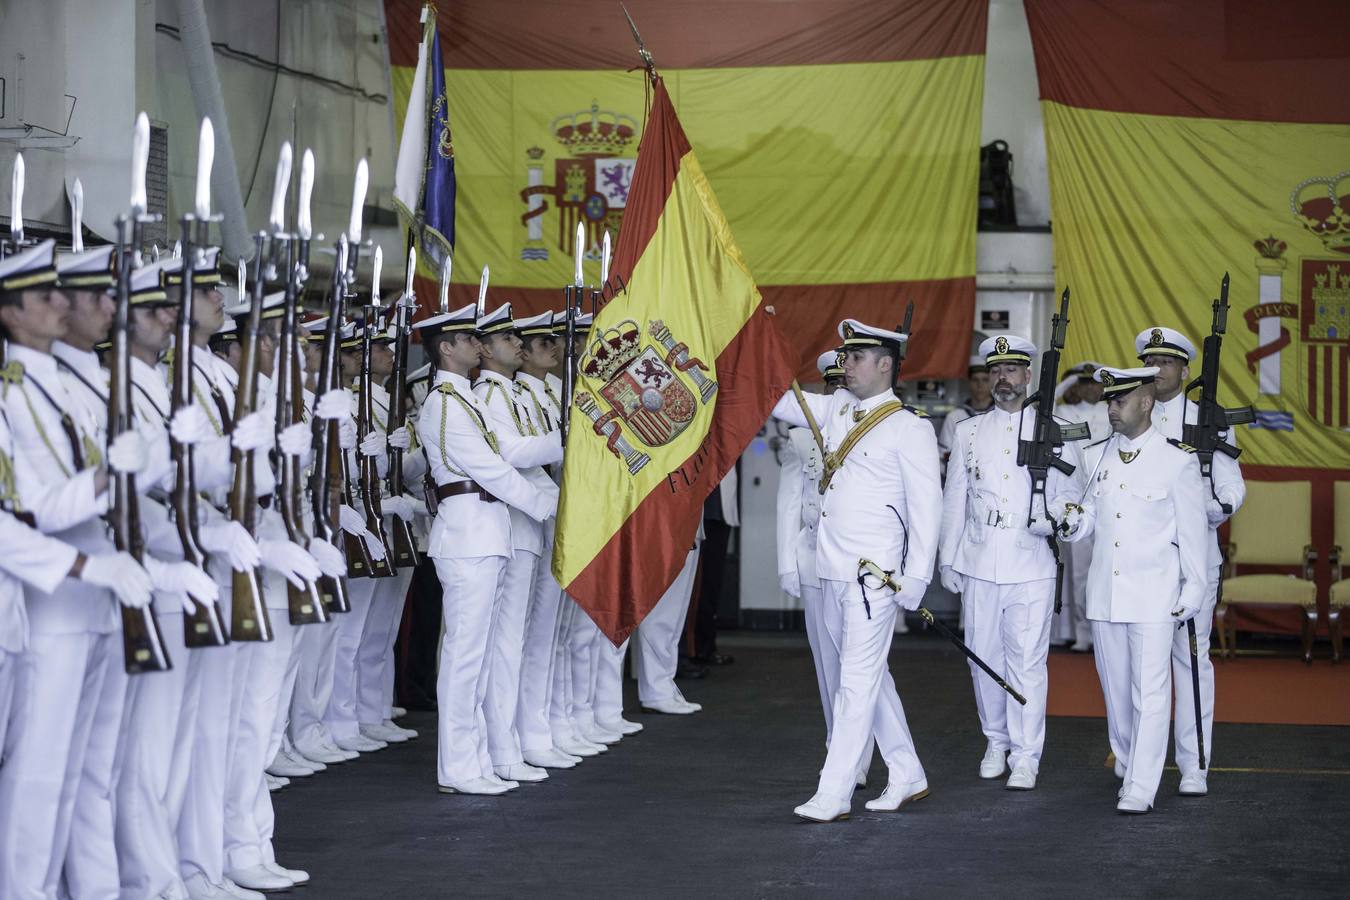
[1046,652,1350,726]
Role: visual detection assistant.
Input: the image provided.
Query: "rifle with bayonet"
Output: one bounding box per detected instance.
[108,112,172,674]
[171,117,228,648]
[356,245,394,578]
[1017,288,1090,614]
[310,233,353,611]
[270,143,325,625]
[385,247,420,569]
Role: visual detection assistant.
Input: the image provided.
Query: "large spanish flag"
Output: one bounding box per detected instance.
[383,0,987,381]
[550,79,794,642]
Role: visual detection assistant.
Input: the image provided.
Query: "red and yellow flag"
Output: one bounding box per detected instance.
[551,79,795,642]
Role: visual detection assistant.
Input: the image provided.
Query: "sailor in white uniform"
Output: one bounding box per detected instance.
[1053,361,1109,652]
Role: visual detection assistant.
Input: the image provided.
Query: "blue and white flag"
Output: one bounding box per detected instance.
[393,4,455,265]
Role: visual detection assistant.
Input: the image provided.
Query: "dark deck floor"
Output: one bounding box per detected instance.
[274,632,1350,898]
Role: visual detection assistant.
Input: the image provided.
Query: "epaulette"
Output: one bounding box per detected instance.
[436,382,457,395]
[0,360,25,385]
[1167,438,1197,453]
[901,403,928,418]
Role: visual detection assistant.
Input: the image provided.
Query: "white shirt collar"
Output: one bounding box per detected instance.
[854,388,898,414]
[52,341,103,381]
[433,369,472,392]
[7,343,60,382]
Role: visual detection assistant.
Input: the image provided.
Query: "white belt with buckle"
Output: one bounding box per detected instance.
[984,509,1015,529]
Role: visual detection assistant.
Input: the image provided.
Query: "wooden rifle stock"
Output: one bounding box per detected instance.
[110,214,172,673]
[226,234,273,642]
[171,214,227,647]
[310,239,354,609]
[357,304,394,578]
[386,290,420,568]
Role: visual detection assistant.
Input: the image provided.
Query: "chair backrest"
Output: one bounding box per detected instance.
[1230,480,1312,566]
[1335,481,1350,555]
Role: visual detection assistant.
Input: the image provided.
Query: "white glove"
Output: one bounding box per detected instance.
[198,520,262,571]
[1059,505,1084,539]
[359,429,387,458]
[382,495,415,521]
[1172,598,1201,621]
[363,533,388,562]
[940,565,964,595]
[277,422,311,458]
[231,410,274,453]
[307,537,345,579]
[169,403,216,446]
[82,551,153,608]
[259,538,322,589]
[1027,513,1055,538]
[388,426,411,450]
[1205,498,1226,529]
[339,504,367,535]
[892,577,926,612]
[779,571,800,599]
[145,557,219,614]
[316,388,354,420]
[107,430,148,474]
[338,417,358,451]
[403,493,430,518]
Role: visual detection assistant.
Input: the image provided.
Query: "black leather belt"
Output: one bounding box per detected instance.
[258,494,273,510]
[434,481,498,504]
[7,509,36,529]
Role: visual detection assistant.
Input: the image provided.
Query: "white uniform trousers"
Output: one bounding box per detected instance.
[548,601,582,742]
[116,609,190,900]
[0,647,21,766]
[325,576,380,742]
[806,583,875,781]
[962,577,1055,771]
[288,615,340,750]
[484,549,538,767]
[635,547,699,704]
[434,555,506,786]
[178,560,244,885]
[592,637,628,725]
[1092,620,1173,806]
[356,566,415,727]
[1171,562,1221,776]
[516,544,564,755]
[267,612,307,768]
[565,600,601,732]
[815,579,924,801]
[1062,538,1093,648]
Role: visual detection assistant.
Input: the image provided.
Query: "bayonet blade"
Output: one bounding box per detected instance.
[437,255,451,315]
[11,153,24,243]
[600,230,612,285]
[476,264,489,318]
[298,149,314,241]
[371,245,383,306]
[347,158,368,243]
[336,234,349,286]
[269,142,292,234]
[403,246,416,305]
[237,259,246,296]
[194,117,214,220]
[131,113,150,216]
[71,178,84,253]
[574,220,585,287]
[172,239,182,260]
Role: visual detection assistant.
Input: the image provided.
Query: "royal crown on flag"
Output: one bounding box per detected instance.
[552,102,639,158]
[580,319,643,382]
[1291,172,1350,253]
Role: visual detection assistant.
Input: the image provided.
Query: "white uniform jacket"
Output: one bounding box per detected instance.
[776,426,823,589]
[415,370,558,561]
[474,370,562,556]
[1151,393,1245,568]
[1063,427,1208,623]
[939,406,1082,585]
[772,388,942,585]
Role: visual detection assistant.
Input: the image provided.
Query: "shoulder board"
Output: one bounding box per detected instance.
[436,382,457,395]
[1166,438,1197,453]
[901,404,928,419]
[0,361,25,385]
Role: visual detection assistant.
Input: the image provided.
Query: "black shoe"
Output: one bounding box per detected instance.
[692,652,735,666]
[676,660,708,680]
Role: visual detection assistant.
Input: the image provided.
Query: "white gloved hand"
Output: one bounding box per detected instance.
[892,577,926,612]
[363,533,388,562]
[1205,498,1227,529]
[81,552,153,608]
[198,520,262,571]
[940,565,964,595]
[231,410,274,453]
[107,430,148,474]
[1059,505,1084,539]
[338,504,366,535]
[359,429,387,458]
[277,422,311,457]
[1027,513,1055,538]
[1172,598,1201,622]
[145,557,219,613]
[307,537,345,579]
[403,493,430,518]
[779,571,800,599]
[169,403,215,446]
[387,426,411,450]
[338,417,358,451]
[316,389,354,420]
[382,496,415,521]
[259,539,322,589]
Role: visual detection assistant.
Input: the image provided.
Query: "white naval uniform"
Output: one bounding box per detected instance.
[1054,399,1110,648]
[634,537,700,706]
[772,387,942,801]
[937,400,990,464]
[939,406,1082,772]
[513,372,567,754]
[415,370,558,787]
[1064,427,1208,806]
[0,343,121,900]
[1150,393,1244,777]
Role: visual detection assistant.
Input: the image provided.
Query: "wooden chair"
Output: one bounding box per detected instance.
[1217,481,1318,662]
[1328,482,1349,663]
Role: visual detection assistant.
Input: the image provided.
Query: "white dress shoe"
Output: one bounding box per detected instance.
[641,698,699,715]
[793,792,851,823]
[263,861,308,886]
[555,737,600,757]
[523,748,578,769]
[225,865,293,892]
[283,746,323,772]
[1005,763,1037,791]
[319,736,359,761]
[267,754,314,778]
[597,716,643,735]
[1116,793,1152,814]
[361,722,408,744]
[384,719,418,739]
[1178,771,1208,796]
[293,739,349,765]
[265,773,286,791]
[184,873,235,899]
[391,705,407,718]
[864,778,930,812]
[495,762,548,782]
[855,771,868,788]
[582,724,623,745]
[979,744,1008,779]
[219,879,265,900]
[334,733,386,753]
[438,776,512,795]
